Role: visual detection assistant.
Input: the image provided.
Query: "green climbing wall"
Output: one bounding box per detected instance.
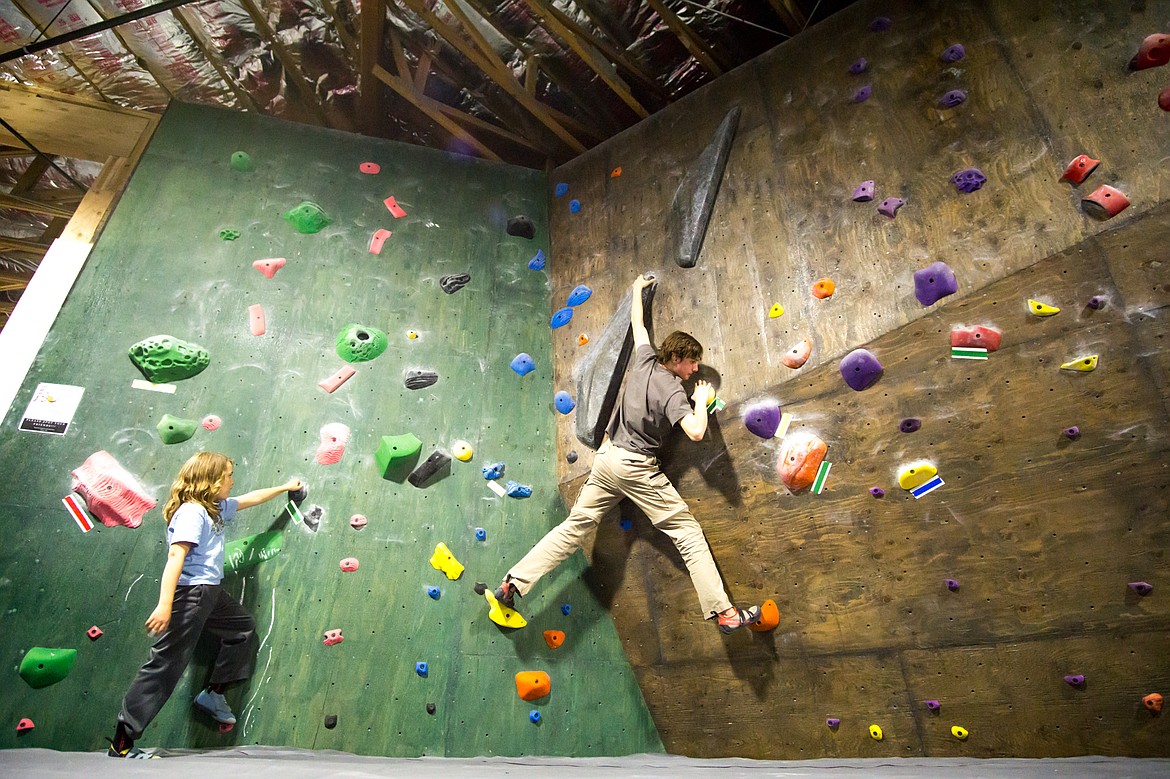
[0,102,662,757]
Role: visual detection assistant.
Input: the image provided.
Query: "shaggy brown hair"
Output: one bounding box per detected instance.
[657,331,703,364]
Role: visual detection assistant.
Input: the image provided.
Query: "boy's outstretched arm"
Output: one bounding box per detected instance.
[236,478,302,510]
[631,273,655,348]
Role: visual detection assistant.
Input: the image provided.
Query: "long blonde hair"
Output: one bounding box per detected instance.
[163,451,233,523]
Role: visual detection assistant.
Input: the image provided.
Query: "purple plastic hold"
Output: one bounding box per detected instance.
[1087,296,1106,310]
[849,57,868,74]
[939,89,967,108]
[743,403,782,439]
[951,168,986,194]
[940,44,966,63]
[826,718,841,730]
[900,418,921,433]
[853,85,872,103]
[1063,426,1081,440]
[870,487,885,498]
[945,578,960,592]
[1128,581,1154,596]
[877,197,904,218]
[840,348,883,391]
[869,16,891,32]
[1064,674,1085,687]
[924,700,942,712]
[914,261,958,306]
[852,180,875,202]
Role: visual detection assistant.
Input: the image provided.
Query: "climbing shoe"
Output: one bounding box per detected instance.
[193,688,236,725]
[106,739,154,759]
[494,578,519,609]
[717,605,762,634]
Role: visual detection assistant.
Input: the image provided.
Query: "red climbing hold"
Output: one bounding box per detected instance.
[323,629,344,646]
[1060,155,1099,186]
[71,451,157,529]
[1081,185,1130,219]
[87,625,103,641]
[252,258,286,279]
[1159,87,1170,112]
[950,325,1002,352]
[1143,693,1163,713]
[16,718,34,734]
[1130,33,1170,71]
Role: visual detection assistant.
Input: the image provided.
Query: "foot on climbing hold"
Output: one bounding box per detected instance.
[452,441,474,461]
[566,284,592,306]
[19,648,77,689]
[749,599,781,632]
[429,542,464,580]
[869,724,884,741]
[826,718,840,731]
[440,273,471,294]
[898,462,938,490]
[940,44,965,62]
[951,725,969,741]
[1064,674,1086,687]
[877,198,904,218]
[511,353,535,376]
[852,180,875,202]
[516,671,551,701]
[913,261,958,306]
[543,630,565,649]
[323,629,343,646]
[1129,33,1170,71]
[1027,299,1060,317]
[951,168,986,194]
[157,414,197,445]
[507,215,535,239]
[1129,581,1154,596]
[743,403,782,439]
[781,338,812,369]
[550,307,573,329]
[776,431,828,491]
[252,258,285,278]
[1143,693,1163,713]
[945,579,960,592]
[840,348,883,391]
[939,90,967,108]
[1061,155,1100,185]
[1081,185,1130,219]
[336,324,389,363]
[554,391,576,414]
[1060,355,1098,372]
[812,278,835,299]
[951,325,1001,352]
[768,303,784,318]
[485,590,527,628]
[87,626,103,641]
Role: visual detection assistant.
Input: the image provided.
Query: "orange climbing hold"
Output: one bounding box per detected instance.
[776,431,828,491]
[543,630,565,649]
[515,671,551,701]
[1143,693,1163,713]
[781,338,812,369]
[812,278,835,299]
[578,333,589,346]
[610,166,622,177]
[749,599,780,632]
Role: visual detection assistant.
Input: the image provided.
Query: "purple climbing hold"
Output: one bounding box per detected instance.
[510,353,535,376]
[925,699,942,712]
[849,57,868,74]
[939,89,967,108]
[914,261,958,306]
[945,579,960,592]
[1128,581,1154,596]
[840,348,883,391]
[852,180,875,202]
[870,487,885,498]
[1063,426,1081,440]
[826,718,841,730]
[1087,295,1106,310]
[853,85,872,103]
[951,168,986,194]
[743,403,782,439]
[940,44,966,63]
[869,16,891,32]
[878,197,904,218]
[1064,674,1085,687]
[900,418,921,433]
[550,307,573,329]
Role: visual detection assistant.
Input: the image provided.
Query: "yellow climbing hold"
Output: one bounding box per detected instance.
[452,440,474,462]
[1027,299,1060,317]
[407,330,419,340]
[769,303,784,318]
[869,724,884,741]
[429,542,464,580]
[485,589,527,628]
[898,462,938,490]
[951,725,969,740]
[1060,354,1098,372]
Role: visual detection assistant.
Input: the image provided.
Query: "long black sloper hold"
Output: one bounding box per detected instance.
[408,450,451,487]
[573,280,656,450]
[669,105,741,268]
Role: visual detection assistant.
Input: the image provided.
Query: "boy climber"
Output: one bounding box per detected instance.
[497,273,761,633]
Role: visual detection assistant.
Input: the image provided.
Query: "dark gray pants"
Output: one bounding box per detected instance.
[118,584,257,739]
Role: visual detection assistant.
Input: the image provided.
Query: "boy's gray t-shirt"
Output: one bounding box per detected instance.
[607,344,694,457]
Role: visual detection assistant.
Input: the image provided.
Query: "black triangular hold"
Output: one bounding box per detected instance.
[669,106,741,268]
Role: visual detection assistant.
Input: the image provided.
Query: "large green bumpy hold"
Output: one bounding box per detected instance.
[283,201,332,234]
[128,335,210,383]
[335,324,389,363]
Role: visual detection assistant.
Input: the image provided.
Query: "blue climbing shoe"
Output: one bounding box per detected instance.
[193,688,236,725]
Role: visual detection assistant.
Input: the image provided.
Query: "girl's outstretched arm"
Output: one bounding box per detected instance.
[236,478,301,510]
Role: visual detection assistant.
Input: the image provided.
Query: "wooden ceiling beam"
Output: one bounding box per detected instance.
[766,0,807,32]
[644,0,728,76]
[318,0,359,61]
[0,236,50,256]
[172,7,261,112]
[0,192,75,219]
[237,0,333,127]
[358,0,386,135]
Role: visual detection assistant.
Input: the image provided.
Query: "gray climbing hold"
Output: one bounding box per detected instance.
[669,106,740,268]
[440,273,470,294]
[405,370,438,390]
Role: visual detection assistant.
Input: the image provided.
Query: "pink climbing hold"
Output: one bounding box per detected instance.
[340,557,359,572]
[202,415,222,431]
[315,423,351,465]
[384,196,408,218]
[360,162,381,174]
[87,625,103,641]
[248,304,266,336]
[781,338,812,369]
[70,451,157,529]
[368,229,392,254]
[950,325,1002,352]
[252,258,286,279]
[16,718,34,734]
[350,513,368,529]
[323,629,344,646]
[319,366,356,394]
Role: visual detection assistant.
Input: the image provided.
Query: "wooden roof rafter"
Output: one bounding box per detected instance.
[237,0,334,127]
[172,6,262,112]
[644,0,729,77]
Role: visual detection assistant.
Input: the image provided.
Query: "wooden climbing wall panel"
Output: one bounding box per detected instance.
[0,102,661,757]
[548,0,1170,760]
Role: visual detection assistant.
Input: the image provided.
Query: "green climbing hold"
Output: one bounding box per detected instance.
[219,228,240,241]
[19,647,77,689]
[224,530,283,573]
[375,433,422,478]
[335,324,389,363]
[128,335,210,383]
[156,414,197,444]
[230,151,252,172]
[283,201,332,234]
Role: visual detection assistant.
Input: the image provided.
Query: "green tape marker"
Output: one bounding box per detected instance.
[811,461,832,494]
[951,347,988,360]
[287,499,304,524]
[706,396,726,414]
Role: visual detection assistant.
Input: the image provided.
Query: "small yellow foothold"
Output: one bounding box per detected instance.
[898,462,938,490]
[46,396,56,403]
[869,724,883,741]
[1027,299,1061,317]
[429,542,464,580]
[407,330,419,340]
[452,440,474,462]
[485,589,527,628]
[768,303,784,318]
[951,725,969,740]
[1060,354,1098,372]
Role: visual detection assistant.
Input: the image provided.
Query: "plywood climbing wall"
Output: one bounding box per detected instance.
[0,102,661,757]
[547,0,1170,760]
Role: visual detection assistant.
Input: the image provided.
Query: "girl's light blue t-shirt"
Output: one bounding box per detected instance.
[166,499,239,585]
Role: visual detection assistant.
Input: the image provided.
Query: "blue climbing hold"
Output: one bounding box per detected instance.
[511,353,535,376]
[619,518,633,531]
[416,662,428,677]
[427,586,440,600]
[554,182,568,197]
[529,710,542,723]
[569,199,581,213]
[528,250,546,271]
[483,462,505,480]
[566,284,593,306]
[475,527,487,541]
[561,603,572,616]
[550,307,573,329]
[554,391,576,415]
[505,481,532,498]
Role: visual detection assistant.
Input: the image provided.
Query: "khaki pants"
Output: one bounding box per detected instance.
[507,441,732,618]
